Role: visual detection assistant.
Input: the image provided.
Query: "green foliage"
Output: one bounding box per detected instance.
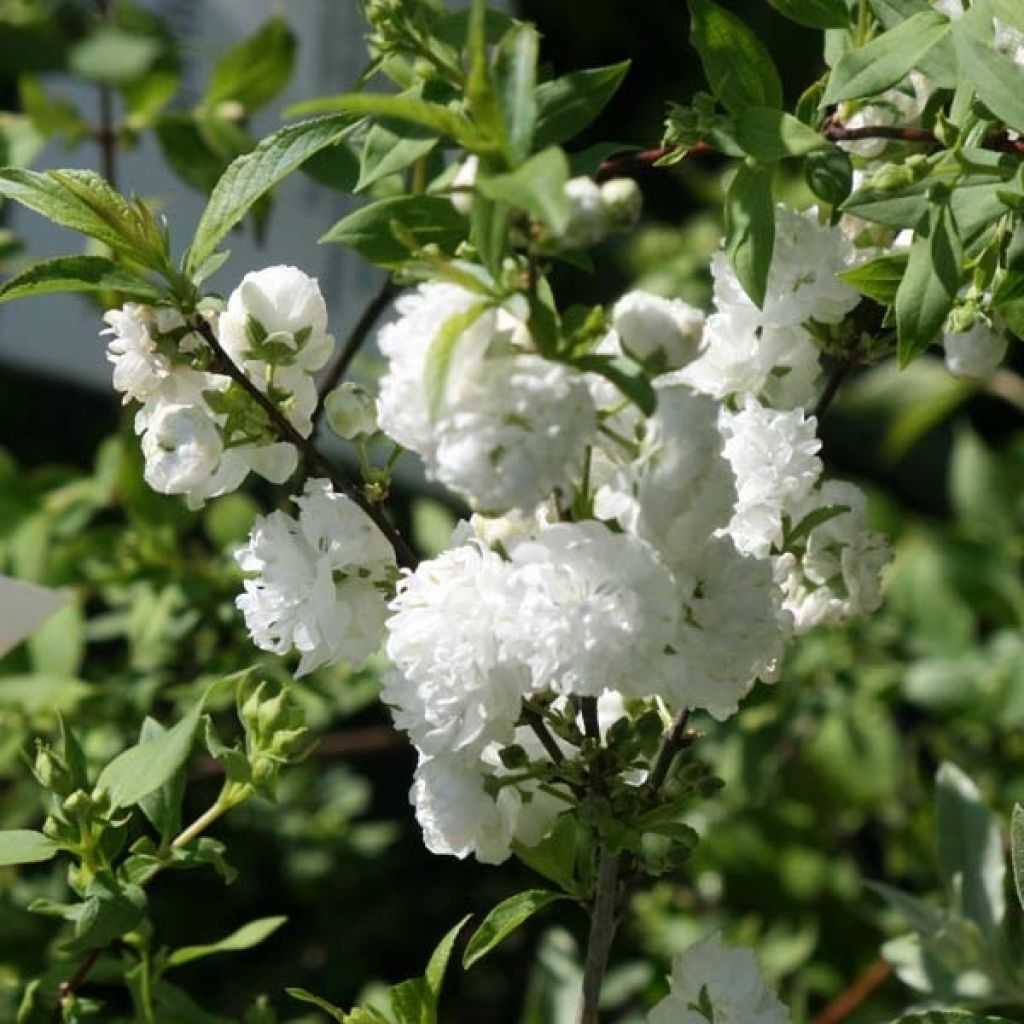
[724,160,775,308]
[462,891,568,970]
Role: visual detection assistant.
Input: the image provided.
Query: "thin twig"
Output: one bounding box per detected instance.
[522,702,565,765]
[313,276,398,429]
[94,0,117,187]
[580,696,600,742]
[811,958,892,1024]
[52,947,103,1024]
[576,848,621,1024]
[191,317,417,567]
[646,709,691,793]
[596,143,711,182]
[823,117,1024,155]
[814,361,851,421]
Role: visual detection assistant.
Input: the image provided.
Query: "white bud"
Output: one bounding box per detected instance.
[943,321,1008,380]
[450,156,479,217]
[325,382,378,439]
[600,177,642,229]
[562,177,610,249]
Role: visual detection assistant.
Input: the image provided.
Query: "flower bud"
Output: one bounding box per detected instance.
[600,178,642,230]
[943,320,1007,380]
[325,383,378,439]
[450,156,478,217]
[562,177,610,249]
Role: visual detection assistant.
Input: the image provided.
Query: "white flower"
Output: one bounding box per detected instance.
[433,354,597,512]
[712,205,860,329]
[410,751,521,864]
[838,74,934,159]
[610,291,705,370]
[563,176,610,248]
[235,478,396,676]
[719,397,822,557]
[219,265,335,436]
[595,385,736,567]
[103,304,172,404]
[450,155,479,217]
[376,281,494,458]
[668,537,785,721]
[383,540,526,758]
[648,932,791,1024]
[943,321,1008,380]
[776,480,890,633]
[325,382,378,439]
[674,307,823,409]
[503,521,680,699]
[140,402,223,497]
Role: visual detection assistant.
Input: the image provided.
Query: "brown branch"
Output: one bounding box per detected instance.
[192,317,418,568]
[814,360,852,420]
[313,276,398,429]
[596,143,711,181]
[811,958,892,1024]
[94,0,117,188]
[522,702,565,765]
[822,116,1024,155]
[52,947,103,1024]
[646,709,691,793]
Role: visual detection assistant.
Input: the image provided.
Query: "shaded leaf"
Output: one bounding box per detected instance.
[205,16,296,111]
[0,830,59,867]
[463,891,567,969]
[533,62,630,149]
[725,160,775,308]
[167,916,287,968]
[0,255,163,304]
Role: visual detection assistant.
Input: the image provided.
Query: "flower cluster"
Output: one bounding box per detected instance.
[102,265,334,507]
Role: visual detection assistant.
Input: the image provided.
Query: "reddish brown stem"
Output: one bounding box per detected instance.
[596,143,711,181]
[812,958,892,1024]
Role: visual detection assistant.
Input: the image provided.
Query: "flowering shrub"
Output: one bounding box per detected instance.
[1,0,1024,1022]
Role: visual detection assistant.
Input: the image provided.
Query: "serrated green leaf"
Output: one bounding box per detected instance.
[895,203,962,365]
[320,195,468,267]
[96,697,205,810]
[725,160,775,308]
[424,303,490,420]
[0,829,59,867]
[477,147,570,233]
[1012,804,1024,912]
[463,891,567,970]
[205,17,296,111]
[689,0,783,113]
[0,255,163,304]
[838,253,908,303]
[824,12,951,104]
[425,915,471,1003]
[356,120,438,193]
[167,916,287,968]
[766,0,849,29]
[953,9,1024,134]
[187,115,356,275]
[533,62,630,149]
[935,761,1005,937]
[734,108,828,161]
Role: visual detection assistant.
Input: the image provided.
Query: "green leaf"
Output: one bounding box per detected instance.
[895,203,962,365]
[805,146,854,206]
[470,196,509,279]
[425,916,472,1004]
[1012,804,1024,912]
[63,882,147,954]
[320,195,469,267]
[424,303,491,420]
[838,253,908,303]
[0,255,164,304]
[688,0,783,113]
[356,121,438,193]
[187,114,356,276]
[286,93,489,152]
[734,108,828,161]
[952,10,1024,134]
[513,815,579,893]
[824,12,951,104]
[69,27,158,85]
[533,62,630,149]
[993,0,1024,32]
[0,674,91,714]
[0,829,59,867]
[167,916,287,968]
[96,697,205,810]
[0,168,165,269]
[935,761,1006,937]
[139,717,188,841]
[285,989,345,1022]
[205,17,296,111]
[495,24,539,163]
[888,1014,1018,1023]
[477,147,570,233]
[463,891,567,970]
[765,0,849,29]
[725,160,775,308]
[573,353,657,416]
[465,0,506,156]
